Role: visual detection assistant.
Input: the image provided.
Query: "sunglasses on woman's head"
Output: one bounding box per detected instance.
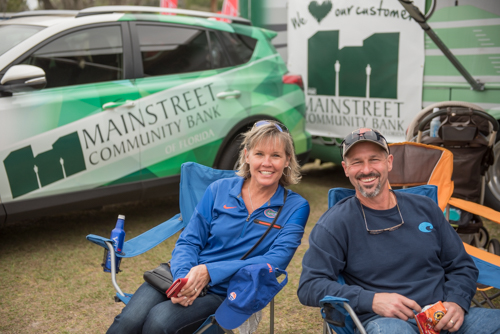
[253,120,287,133]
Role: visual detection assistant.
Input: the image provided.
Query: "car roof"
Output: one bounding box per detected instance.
[7,6,251,26]
[0,15,75,27]
[0,7,257,72]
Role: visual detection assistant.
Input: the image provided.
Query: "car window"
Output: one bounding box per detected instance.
[218,31,257,65]
[136,24,211,77]
[0,24,45,56]
[21,25,123,88]
[208,31,230,69]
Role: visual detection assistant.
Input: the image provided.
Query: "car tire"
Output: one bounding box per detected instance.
[485,135,500,211]
[487,238,500,256]
[218,135,243,171]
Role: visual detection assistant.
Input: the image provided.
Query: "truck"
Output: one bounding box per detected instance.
[239,0,500,209]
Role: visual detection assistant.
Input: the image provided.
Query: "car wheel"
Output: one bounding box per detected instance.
[487,238,500,256]
[218,135,243,171]
[485,136,500,211]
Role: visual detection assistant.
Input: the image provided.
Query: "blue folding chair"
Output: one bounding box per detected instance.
[320,185,500,334]
[86,162,236,334]
[321,185,438,334]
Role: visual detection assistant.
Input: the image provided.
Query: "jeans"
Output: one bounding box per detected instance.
[107,282,225,334]
[356,307,500,334]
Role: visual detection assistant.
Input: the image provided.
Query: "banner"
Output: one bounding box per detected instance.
[160,0,177,14]
[288,0,425,142]
[222,0,239,16]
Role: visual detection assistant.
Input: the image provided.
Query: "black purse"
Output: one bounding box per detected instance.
[144,191,287,296]
[143,262,174,294]
[144,262,209,297]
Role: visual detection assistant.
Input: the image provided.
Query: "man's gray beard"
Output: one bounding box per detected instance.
[357,181,382,198]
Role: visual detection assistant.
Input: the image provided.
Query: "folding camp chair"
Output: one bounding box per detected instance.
[321,143,500,334]
[86,162,278,334]
[320,185,439,334]
[389,142,500,308]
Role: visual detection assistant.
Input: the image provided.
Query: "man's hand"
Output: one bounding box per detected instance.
[372,293,422,320]
[433,302,464,332]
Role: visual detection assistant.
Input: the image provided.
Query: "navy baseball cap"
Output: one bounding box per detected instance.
[215,263,288,330]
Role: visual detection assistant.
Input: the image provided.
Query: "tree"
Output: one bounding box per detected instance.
[37,0,222,11]
[2,0,28,12]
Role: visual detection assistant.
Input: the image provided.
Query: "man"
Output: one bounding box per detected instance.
[297,128,500,333]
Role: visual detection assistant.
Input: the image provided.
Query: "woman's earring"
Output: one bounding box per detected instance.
[282,165,290,176]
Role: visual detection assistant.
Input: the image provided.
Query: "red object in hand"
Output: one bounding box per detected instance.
[166,278,188,298]
[415,301,447,334]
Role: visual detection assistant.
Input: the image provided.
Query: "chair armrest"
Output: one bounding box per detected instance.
[320,296,367,334]
[86,234,114,249]
[448,197,500,225]
[86,213,184,258]
[322,302,347,327]
[320,296,350,327]
[121,213,183,258]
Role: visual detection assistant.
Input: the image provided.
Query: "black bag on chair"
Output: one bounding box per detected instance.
[144,262,208,297]
[143,262,174,294]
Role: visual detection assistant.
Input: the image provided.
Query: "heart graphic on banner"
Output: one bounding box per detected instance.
[308,0,332,23]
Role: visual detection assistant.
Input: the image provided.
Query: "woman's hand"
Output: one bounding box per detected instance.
[180,264,210,297]
[171,264,210,307]
[170,295,193,307]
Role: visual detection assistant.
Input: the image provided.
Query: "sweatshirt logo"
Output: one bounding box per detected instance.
[264,209,277,218]
[419,222,433,233]
[223,205,236,209]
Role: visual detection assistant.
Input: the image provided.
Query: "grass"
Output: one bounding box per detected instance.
[0,161,498,333]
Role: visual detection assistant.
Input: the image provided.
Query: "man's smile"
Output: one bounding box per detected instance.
[360,176,376,183]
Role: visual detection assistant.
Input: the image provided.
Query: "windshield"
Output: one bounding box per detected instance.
[0,24,45,56]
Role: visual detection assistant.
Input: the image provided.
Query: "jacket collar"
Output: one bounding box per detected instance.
[230,177,286,207]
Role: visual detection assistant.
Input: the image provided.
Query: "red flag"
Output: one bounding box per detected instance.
[221,0,238,17]
[216,0,238,22]
[159,0,177,15]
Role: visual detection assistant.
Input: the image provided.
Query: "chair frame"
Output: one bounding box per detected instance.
[89,162,279,334]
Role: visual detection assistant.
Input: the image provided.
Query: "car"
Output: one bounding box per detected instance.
[0,6,311,224]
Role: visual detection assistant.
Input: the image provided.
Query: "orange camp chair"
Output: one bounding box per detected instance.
[388,142,500,308]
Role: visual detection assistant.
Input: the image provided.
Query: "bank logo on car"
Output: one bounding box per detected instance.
[4,132,86,198]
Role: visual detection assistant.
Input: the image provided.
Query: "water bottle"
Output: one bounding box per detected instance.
[430,107,440,138]
[103,214,126,273]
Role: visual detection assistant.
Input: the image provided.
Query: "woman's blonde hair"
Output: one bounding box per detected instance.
[235,120,301,186]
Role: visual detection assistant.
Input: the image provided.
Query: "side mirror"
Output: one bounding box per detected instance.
[0,65,46,94]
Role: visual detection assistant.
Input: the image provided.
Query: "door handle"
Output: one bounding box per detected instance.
[102,100,136,110]
[216,90,241,100]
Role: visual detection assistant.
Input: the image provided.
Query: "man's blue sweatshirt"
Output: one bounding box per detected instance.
[297,191,478,322]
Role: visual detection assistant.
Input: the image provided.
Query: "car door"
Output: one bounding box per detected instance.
[0,22,143,207]
[129,22,244,181]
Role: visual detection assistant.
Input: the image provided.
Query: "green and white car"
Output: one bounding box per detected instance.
[0,6,311,224]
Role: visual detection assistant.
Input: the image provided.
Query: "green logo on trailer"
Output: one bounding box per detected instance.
[308,30,399,98]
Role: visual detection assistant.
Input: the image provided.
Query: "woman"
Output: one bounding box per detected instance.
[107,120,310,334]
